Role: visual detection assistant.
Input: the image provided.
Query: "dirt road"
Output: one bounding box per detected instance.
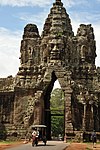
[65,142,100,150]
[4,141,68,150]
[1,141,100,150]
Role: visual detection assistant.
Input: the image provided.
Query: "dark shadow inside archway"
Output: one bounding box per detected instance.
[44,71,64,140]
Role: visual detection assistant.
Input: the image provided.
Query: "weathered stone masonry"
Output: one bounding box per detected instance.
[0,0,100,140]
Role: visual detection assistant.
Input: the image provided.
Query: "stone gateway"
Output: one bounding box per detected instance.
[0,0,100,141]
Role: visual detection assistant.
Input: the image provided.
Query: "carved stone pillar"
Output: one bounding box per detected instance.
[90,105,94,130]
[65,91,73,133]
[34,91,43,125]
[34,100,43,125]
[82,103,86,131]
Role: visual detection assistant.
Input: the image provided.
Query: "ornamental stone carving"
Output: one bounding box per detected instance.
[0,0,100,141]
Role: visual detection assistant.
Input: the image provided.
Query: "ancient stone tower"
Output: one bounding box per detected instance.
[0,0,100,140]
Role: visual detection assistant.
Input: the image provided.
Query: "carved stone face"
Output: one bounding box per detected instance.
[48,37,64,60]
[81,29,86,36]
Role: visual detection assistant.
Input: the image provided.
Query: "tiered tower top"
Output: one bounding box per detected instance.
[42,0,73,38]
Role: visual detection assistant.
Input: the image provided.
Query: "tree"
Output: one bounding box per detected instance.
[50,88,64,138]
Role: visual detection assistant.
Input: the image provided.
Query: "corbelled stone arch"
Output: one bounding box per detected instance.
[54,69,74,138]
[43,70,57,139]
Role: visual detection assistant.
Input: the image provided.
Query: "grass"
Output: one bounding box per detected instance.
[86,148,92,150]
[0,140,21,145]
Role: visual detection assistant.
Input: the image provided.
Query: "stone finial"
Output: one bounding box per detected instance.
[56,0,61,2]
[55,0,62,5]
[23,24,39,39]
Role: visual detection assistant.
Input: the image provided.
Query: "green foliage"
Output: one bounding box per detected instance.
[50,88,64,138]
[50,88,64,110]
[0,141,15,143]
[56,32,63,37]
[51,116,64,137]
[86,148,92,150]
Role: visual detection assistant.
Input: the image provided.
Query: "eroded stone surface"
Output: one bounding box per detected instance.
[0,0,100,141]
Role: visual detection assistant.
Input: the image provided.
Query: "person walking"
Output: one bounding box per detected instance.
[91,130,97,148]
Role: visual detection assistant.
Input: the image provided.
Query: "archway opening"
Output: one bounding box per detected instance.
[50,88,64,141]
[44,71,65,140]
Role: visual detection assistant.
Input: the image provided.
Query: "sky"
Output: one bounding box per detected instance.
[0,0,100,87]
